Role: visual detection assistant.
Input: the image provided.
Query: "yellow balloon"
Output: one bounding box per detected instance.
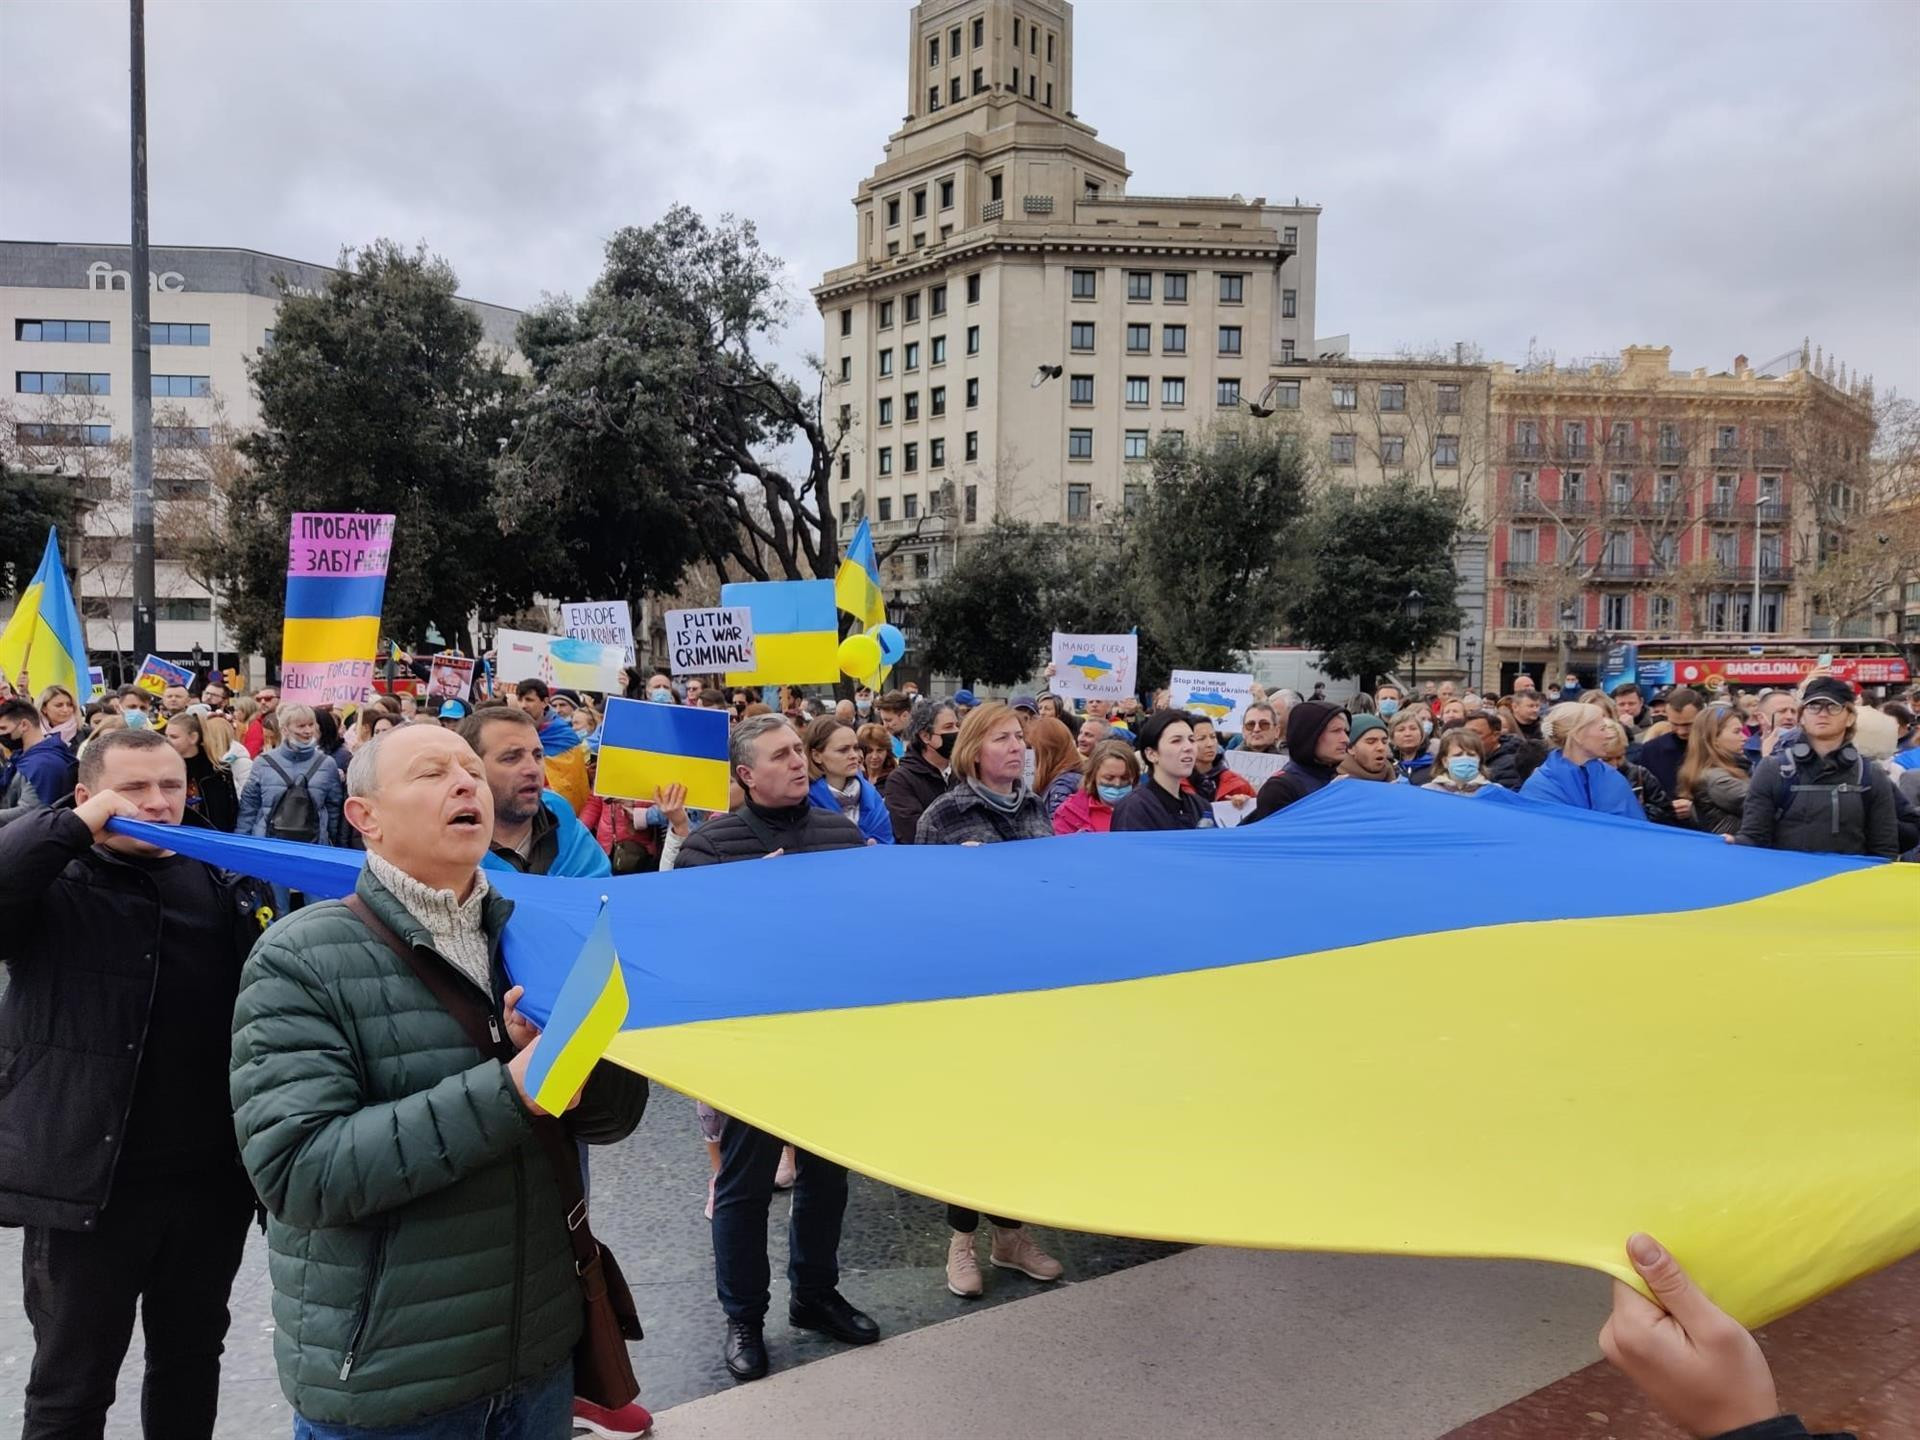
[838,633,882,680]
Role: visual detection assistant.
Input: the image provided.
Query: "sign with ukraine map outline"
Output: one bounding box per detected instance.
[1050,632,1137,701]
[1171,669,1257,734]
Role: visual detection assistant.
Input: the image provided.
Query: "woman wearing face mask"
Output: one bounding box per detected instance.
[1427,728,1494,795]
[1679,703,1750,835]
[165,711,240,832]
[883,699,959,844]
[1386,711,1433,784]
[234,702,346,847]
[804,715,895,844]
[1053,740,1140,834]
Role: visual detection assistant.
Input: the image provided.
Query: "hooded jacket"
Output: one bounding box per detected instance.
[3,732,76,814]
[1248,702,1344,823]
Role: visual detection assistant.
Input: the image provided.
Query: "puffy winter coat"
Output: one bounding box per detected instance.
[229,868,648,1427]
[1052,788,1116,834]
[1737,741,1899,859]
[675,799,866,864]
[1688,766,1750,836]
[235,742,345,845]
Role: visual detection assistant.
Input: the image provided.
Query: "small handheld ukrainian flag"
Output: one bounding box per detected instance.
[0,527,90,699]
[835,517,886,632]
[524,899,629,1115]
[593,697,731,812]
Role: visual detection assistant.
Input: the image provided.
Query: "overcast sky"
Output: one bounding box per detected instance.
[4,0,1916,398]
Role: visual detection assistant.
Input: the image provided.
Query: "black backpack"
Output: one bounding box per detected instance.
[260,753,324,843]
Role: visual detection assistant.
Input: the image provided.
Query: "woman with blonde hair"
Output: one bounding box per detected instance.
[35,683,79,742]
[1028,715,1084,818]
[1519,702,1645,818]
[1678,702,1750,835]
[199,712,253,794]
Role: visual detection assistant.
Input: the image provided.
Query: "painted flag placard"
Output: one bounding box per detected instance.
[594,696,730,811]
[425,654,476,701]
[719,580,838,687]
[1050,632,1138,702]
[494,628,554,686]
[1171,669,1257,734]
[522,902,629,1115]
[280,512,395,706]
[665,607,756,676]
[561,600,635,666]
[135,652,194,696]
[550,636,623,694]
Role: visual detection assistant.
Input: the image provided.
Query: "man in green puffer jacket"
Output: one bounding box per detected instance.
[230,723,648,1437]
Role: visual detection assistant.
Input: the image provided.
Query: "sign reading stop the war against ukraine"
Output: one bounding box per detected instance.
[279,512,396,706]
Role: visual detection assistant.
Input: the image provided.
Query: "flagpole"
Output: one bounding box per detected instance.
[129,0,158,661]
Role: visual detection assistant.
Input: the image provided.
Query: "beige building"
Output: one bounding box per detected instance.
[815,0,1319,603]
[0,240,518,679]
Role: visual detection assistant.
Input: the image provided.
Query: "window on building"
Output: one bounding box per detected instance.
[904,391,920,421]
[951,23,962,53]
[1163,272,1188,302]
[840,308,853,337]
[839,356,852,382]
[938,180,955,213]
[1070,321,1096,351]
[1123,482,1146,516]
[1216,378,1241,407]
[964,482,978,519]
[879,447,893,476]
[1516,419,1540,446]
[1066,482,1092,520]
[1068,428,1093,460]
[1564,470,1585,505]
[905,293,922,323]
[1759,532,1783,572]
[1506,591,1537,628]
[1509,525,1538,563]
[966,377,979,407]
[966,324,981,355]
[924,335,943,367]
[931,385,946,416]
[915,551,931,579]
[886,197,901,227]
[1330,434,1356,465]
[1718,424,1738,448]
[1281,289,1297,319]
[1071,269,1098,300]
[1564,420,1586,450]
[1332,381,1356,410]
[904,442,919,472]
[1655,472,1677,505]
[930,437,946,466]
[1653,534,1677,569]
[1379,382,1405,412]
[878,496,893,520]
[1069,374,1095,405]
[1126,376,1149,406]
[1126,324,1151,353]
[1012,66,1021,92]
[1435,382,1461,414]
[1283,225,1299,246]
[928,87,941,113]
[17,319,112,343]
[879,300,894,329]
[1162,377,1185,407]
[973,67,986,95]
[841,501,851,523]
[930,35,940,65]
[1435,434,1460,467]
[1084,176,1101,198]
[1218,273,1245,304]
[913,190,928,221]
[1127,271,1152,301]
[1124,429,1149,460]
[262,329,275,349]
[1648,595,1673,630]
[16,371,110,394]
[878,348,893,377]
[16,422,113,447]
[1047,32,1055,60]
[950,76,963,103]
[1274,380,1300,409]
[840,454,851,481]
[1013,17,1020,45]
[1161,324,1186,354]
[965,431,979,462]
[1218,325,1242,356]
[1603,531,1632,568]
[1045,81,1053,107]
[1161,428,1186,451]
[149,322,211,345]
[966,273,982,304]
[903,494,919,522]
[904,341,920,371]
[1513,471,1537,503]
[1603,594,1629,629]
[1713,530,1739,567]
[1381,435,1405,465]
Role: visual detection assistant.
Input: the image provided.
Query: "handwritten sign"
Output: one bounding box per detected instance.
[286,511,395,576]
[135,653,193,695]
[1050,632,1137,702]
[494,629,554,686]
[280,512,394,706]
[665,607,757,676]
[1171,669,1257,735]
[1224,748,1287,789]
[561,600,635,666]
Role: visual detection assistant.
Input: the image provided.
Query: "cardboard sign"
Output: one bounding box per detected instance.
[561,600,636,666]
[664,607,757,676]
[550,636,624,694]
[86,664,107,700]
[494,628,554,686]
[135,653,193,695]
[1051,632,1138,702]
[286,511,395,576]
[280,511,394,706]
[1224,748,1287,789]
[425,654,477,701]
[1171,669,1257,734]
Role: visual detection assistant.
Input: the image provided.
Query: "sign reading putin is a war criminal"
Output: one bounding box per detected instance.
[665,607,756,676]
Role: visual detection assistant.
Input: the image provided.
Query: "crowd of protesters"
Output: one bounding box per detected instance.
[0,649,1907,1440]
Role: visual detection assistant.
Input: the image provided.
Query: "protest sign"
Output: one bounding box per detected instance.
[1171,669,1257,734]
[1211,800,1245,829]
[561,600,635,666]
[595,697,731,812]
[135,653,193,695]
[664,607,757,676]
[1050,632,1137,702]
[1224,748,1286,788]
[494,628,555,686]
[86,665,107,700]
[425,654,477,701]
[280,511,395,706]
[718,580,838,686]
[550,636,624,693]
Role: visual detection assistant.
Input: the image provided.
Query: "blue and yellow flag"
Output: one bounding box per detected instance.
[593,697,730,811]
[835,517,886,632]
[111,783,1918,1329]
[0,527,90,699]
[719,579,839,688]
[523,900,628,1115]
[280,575,384,669]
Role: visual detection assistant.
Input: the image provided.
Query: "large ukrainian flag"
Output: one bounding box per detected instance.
[593,697,730,812]
[719,579,839,688]
[114,783,1918,1328]
[0,527,90,699]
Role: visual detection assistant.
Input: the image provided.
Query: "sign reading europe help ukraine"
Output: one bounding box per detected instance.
[279,512,395,706]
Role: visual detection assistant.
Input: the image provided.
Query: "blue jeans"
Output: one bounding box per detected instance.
[292,1362,571,1440]
[711,1117,847,1324]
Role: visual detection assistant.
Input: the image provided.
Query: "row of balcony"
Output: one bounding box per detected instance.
[1505,495,1789,522]
[1506,441,1792,466]
[1499,559,1793,582]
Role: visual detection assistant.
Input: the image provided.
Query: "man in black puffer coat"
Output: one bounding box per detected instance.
[0,728,271,1440]
[674,714,877,1384]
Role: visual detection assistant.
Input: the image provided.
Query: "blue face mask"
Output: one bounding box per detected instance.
[1097,783,1132,804]
[1447,756,1479,782]
[124,708,148,729]
[1378,698,1399,718]
[649,688,673,704]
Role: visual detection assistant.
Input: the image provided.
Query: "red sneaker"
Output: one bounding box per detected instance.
[573,1397,654,1438]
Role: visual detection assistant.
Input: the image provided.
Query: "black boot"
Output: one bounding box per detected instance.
[788,1289,880,1346]
[723,1318,769,1381]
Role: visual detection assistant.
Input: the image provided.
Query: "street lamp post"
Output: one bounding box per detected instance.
[1463,634,1479,695]
[1402,588,1425,694]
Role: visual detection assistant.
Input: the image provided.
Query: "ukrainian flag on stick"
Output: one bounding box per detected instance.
[593,697,731,813]
[835,517,886,631]
[0,527,90,698]
[523,899,628,1115]
[719,579,839,688]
